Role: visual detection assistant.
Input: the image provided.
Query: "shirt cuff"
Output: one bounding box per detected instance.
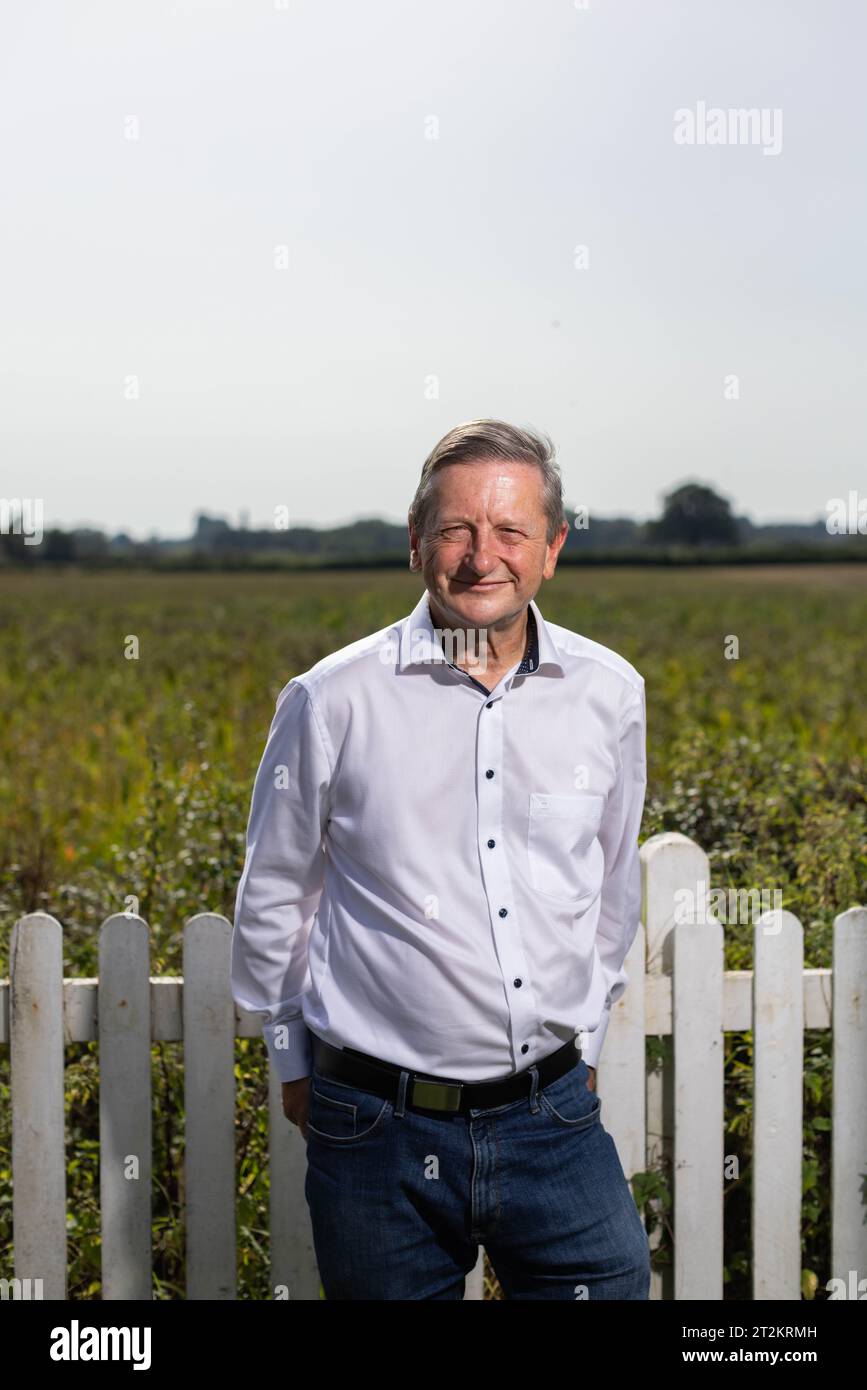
[263,1019,312,1083]
[579,1005,611,1070]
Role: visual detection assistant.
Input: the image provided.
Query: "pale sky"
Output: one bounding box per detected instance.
[2,0,865,538]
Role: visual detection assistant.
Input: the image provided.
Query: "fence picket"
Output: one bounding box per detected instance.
[98,912,152,1299]
[673,880,724,1299]
[642,831,715,1301]
[463,1247,486,1300]
[268,1061,320,1300]
[183,913,236,1299]
[752,908,804,1299]
[830,906,867,1294]
[10,912,67,1299]
[599,922,647,1184]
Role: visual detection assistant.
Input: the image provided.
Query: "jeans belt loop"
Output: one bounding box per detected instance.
[527,1063,541,1113]
[394,1068,410,1118]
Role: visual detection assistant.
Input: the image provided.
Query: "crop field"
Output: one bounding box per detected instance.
[1,564,865,1297]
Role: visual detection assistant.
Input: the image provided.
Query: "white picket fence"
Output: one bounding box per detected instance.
[1,830,865,1301]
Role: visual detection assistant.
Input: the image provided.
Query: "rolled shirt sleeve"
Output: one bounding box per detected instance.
[581,679,647,1070]
[230,679,332,1083]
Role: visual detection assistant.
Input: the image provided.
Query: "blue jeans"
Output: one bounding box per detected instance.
[303,1053,651,1300]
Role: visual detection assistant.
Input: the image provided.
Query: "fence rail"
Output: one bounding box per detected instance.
[1,831,865,1301]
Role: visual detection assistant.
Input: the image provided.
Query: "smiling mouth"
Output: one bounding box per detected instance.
[454,579,509,587]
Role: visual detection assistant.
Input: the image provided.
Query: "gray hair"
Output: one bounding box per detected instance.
[408,418,567,546]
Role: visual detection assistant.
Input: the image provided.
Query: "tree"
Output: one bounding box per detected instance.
[647,483,740,546]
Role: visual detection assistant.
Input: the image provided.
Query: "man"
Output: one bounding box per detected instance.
[231,419,650,1300]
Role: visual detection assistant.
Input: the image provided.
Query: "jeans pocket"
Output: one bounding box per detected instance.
[308,1069,391,1145]
[538,1059,602,1130]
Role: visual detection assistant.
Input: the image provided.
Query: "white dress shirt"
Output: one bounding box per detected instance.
[230,588,647,1084]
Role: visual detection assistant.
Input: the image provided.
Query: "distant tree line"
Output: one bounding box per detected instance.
[1,483,864,568]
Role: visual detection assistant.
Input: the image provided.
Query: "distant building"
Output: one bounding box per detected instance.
[194,513,232,549]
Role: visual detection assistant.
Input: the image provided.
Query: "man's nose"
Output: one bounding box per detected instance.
[464,530,497,571]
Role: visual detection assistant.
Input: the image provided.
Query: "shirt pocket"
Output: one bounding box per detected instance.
[526,791,606,903]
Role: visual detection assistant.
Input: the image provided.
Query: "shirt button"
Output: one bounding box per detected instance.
[513,978,522,988]
[485,769,494,779]
[487,838,495,848]
[498,907,508,918]
[486,701,493,709]
[521,1044,529,1055]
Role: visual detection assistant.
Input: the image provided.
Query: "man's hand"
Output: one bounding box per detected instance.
[585,1065,596,1093]
[282,1077,311,1140]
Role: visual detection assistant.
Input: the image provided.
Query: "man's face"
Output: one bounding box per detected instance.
[409,458,569,632]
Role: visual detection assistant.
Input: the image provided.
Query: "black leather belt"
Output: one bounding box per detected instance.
[310,1033,582,1115]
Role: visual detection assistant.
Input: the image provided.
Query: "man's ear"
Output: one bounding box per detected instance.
[407,520,422,571]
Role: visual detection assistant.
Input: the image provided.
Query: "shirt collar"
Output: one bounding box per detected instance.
[397,590,564,675]
[516,605,539,674]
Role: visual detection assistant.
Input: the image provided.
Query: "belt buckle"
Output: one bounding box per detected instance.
[410,1077,463,1112]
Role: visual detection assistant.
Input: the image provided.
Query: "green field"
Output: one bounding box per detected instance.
[1,565,865,1297]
